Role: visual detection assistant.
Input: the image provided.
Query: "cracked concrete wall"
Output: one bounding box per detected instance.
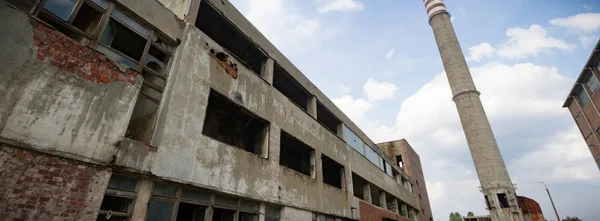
[143,24,416,219]
[0,3,141,164]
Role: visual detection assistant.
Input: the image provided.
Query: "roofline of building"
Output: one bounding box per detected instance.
[563,39,600,108]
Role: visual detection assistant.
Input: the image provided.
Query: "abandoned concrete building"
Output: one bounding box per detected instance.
[563,39,600,171]
[0,0,426,220]
[377,140,433,221]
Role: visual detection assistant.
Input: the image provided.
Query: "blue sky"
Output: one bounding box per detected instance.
[230,0,600,220]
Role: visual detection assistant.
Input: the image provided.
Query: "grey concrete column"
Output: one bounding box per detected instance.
[262,58,275,85]
[258,202,265,221]
[307,96,317,118]
[363,183,372,204]
[379,191,386,210]
[337,123,345,138]
[391,199,399,214]
[130,179,153,221]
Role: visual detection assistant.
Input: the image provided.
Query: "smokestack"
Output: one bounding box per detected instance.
[422,1,524,220]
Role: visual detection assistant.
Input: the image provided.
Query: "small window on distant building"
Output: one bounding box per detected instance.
[396,155,403,168]
[577,88,590,106]
[586,72,599,93]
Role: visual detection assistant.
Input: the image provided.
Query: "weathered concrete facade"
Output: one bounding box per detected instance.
[378,139,433,221]
[422,1,523,221]
[0,0,420,220]
[563,39,600,171]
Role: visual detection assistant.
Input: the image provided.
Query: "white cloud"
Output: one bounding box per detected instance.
[510,126,600,182]
[497,25,577,59]
[332,95,374,121]
[363,78,399,101]
[584,5,593,10]
[450,7,467,22]
[316,0,364,14]
[550,13,600,32]
[238,0,330,55]
[549,13,600,47]
[384,49,395,59]
[467,43,495,62]
[336,84,351,96]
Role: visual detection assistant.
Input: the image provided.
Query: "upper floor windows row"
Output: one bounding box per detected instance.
[344,125,397,178]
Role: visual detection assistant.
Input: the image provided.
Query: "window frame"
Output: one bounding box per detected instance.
[98,174,141,220]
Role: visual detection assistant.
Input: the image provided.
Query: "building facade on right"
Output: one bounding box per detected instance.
[563,39,600,170]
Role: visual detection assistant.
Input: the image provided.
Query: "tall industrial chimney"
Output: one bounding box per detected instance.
[422,1,524,220]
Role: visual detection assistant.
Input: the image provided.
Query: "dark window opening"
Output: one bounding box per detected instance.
[370,185,381,207]
[385,194,396,212]
[383,218,396,221]
[273,63,310,110]
[497,193,509,208]
[419,194,421,199]
[147,200,175,221]
[352,173,366,200]
[212,208,235,221]
[322,154,344,189]
[195,1,267,76]
[316,101,341,134]
[100,18,146,62]
[99,195,134,213]
[72,2,103,35]
[202,90,269,156]
[279,131,314,176]
[399,201,407,216]
[176,203,207,221]
[396,155,403,168]
[265,204,281,221]
[239,212,259,221]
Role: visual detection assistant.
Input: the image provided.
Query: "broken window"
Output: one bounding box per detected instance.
[351,173,366,200]
[365,145,380,168]
[399,201,408,216]
[97,174,139,220]
[195,0,267,76]
[176,203,207,221]
[265,204,281,221]
[577,88,590,106]
[370,185,382,207]
[396,155,403,168]
[273,63,311,111]
[202,90,270,156]
[485,195,492,210]
[408,208,415,220]
[344,126,365,154]
[384,162,393,177]
[497,193,509,208]
[322,154,344,189]
[385,193,397,213]
[279,131,314,177]
[316,101,341,134]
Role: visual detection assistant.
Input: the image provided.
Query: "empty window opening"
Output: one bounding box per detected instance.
[399,201,408,216]
[396,155,403,168]
[202,90,269,156]
[279,131,314,177]
[316,101,341,134]
[273,63,311,110]
[497,193,509,208]
[98,175,139,220]
[176,203,207,221]
[212,208,235,221]
[239,212,259,221]
[195,1,267,76]
[385,194,397,213]
[322,154,344,189]
[265,204,281,221]
[370,185,382,207]
[419,194,421,199]
[351,173,366,200]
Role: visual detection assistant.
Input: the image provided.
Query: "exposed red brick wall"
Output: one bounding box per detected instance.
[32,21,138,84]
[359,201,412,221]
[0,145,109,221]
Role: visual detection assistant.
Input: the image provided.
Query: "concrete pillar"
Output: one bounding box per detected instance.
[391,198,399,214]
[337,123,346,139]
[258,202,265,221]
[379,191,386,210]
[307,96,317,118]
[130,179,153,221]
[204,193,216,221]
[423,1,523,220]
[262,58,274,85]
[363,183,372,204]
